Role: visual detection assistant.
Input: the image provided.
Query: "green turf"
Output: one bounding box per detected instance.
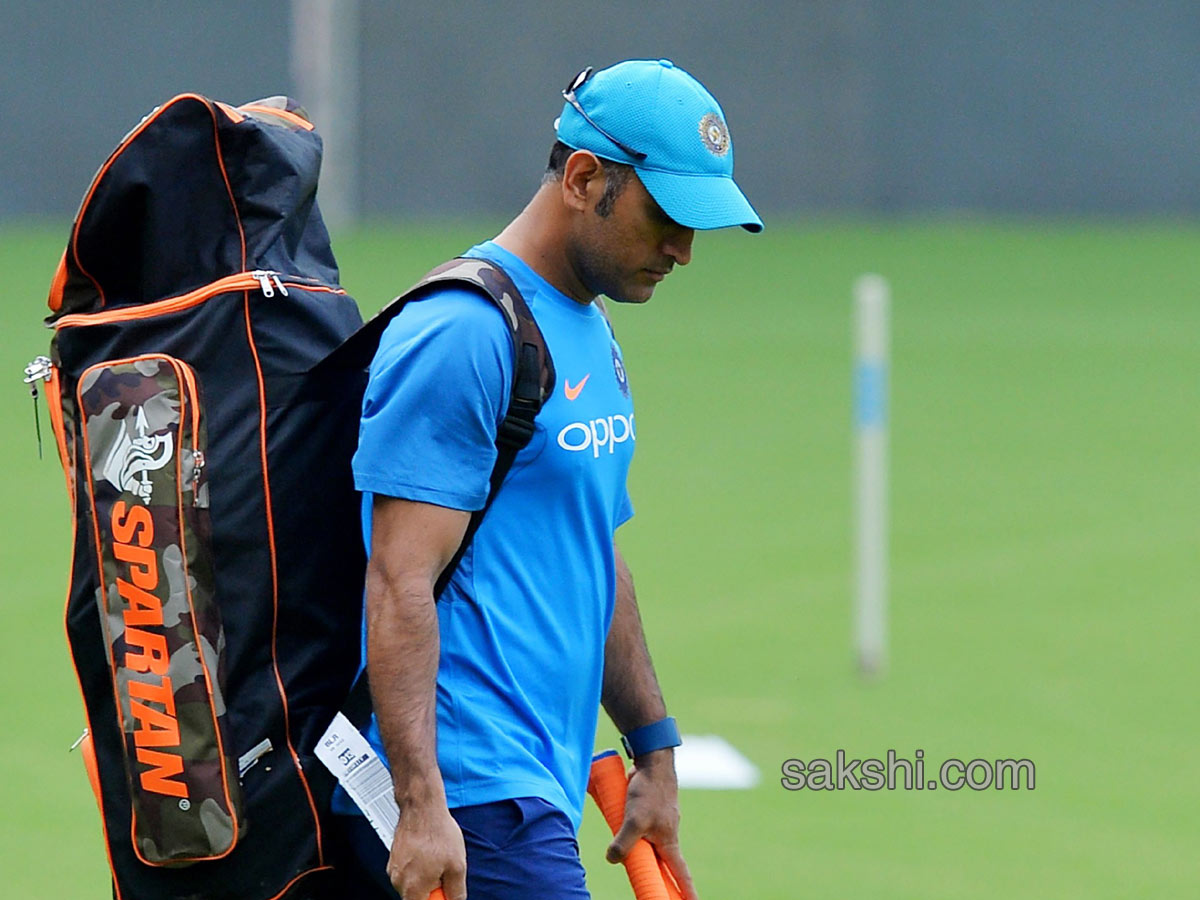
[2,220,1197,898]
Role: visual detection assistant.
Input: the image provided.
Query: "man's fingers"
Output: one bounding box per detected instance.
[443,859,468,900]
[398,871,439,900]
[394,860,464,900]
[606,818,641,864]
[386,858,406,894]
[658,843,699,900]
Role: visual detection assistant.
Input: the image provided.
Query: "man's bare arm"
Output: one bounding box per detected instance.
[601,545,699,900]
[366,495,470,900]
[602,546,669,730]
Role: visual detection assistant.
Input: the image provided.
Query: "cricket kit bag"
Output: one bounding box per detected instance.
[29,92,556,900]
[33,93,367,900]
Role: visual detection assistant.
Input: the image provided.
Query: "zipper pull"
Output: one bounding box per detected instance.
[237,737,274,777]
[250,270,276,298]
[23,356,52,460]
[192,449,206,505]
[70,728,89,752]
[272,274,289,297]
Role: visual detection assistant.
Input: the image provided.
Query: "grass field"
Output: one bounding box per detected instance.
[2,220,1197,898]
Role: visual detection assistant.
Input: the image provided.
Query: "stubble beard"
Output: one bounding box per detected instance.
[569,240,652,304]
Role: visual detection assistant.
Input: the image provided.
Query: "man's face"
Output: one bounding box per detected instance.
[567,172,695,304]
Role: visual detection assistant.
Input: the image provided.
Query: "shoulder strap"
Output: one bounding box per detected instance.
[429,260,553,595]
[337,257,554,728]
[318,257,549,382]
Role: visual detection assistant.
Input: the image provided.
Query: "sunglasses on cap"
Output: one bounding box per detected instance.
[562,67,648,161]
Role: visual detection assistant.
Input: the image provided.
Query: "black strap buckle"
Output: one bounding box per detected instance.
[497,412,536,449]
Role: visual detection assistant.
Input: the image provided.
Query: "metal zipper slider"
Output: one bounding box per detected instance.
[23,356,52,460]
[23,356,52,384]
[192,449,205,504]
[237,737,274,776]
[250,270,276,298]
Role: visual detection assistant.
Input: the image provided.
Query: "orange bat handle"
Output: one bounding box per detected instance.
[588,751,681,900]
[658,859,684,900]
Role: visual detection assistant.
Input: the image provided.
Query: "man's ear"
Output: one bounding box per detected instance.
[561,150,605,213]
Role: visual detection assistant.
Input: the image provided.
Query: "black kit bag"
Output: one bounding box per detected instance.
[29,93,554,900]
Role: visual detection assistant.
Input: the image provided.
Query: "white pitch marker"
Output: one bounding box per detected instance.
[674,735,760,790]
[853,275,890,677]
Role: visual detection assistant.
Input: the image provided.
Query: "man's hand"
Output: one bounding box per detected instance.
[606,749,699,900]
[387,802,467,900]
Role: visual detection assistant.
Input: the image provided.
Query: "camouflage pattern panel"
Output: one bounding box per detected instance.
[77,354,243,866]
[414,259,555,405]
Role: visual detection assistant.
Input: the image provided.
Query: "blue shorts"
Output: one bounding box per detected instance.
[331,797,591,899]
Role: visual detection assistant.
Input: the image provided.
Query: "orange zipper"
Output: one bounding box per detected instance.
[216,102,245,124]
[171,357,205,506]
[174,358,201,453]
[54,272,346,329]
[44,366,75,506]
[238,104,314,131]
[56,272,262,328]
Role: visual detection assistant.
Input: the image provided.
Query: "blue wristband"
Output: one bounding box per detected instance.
[620,716,681,759]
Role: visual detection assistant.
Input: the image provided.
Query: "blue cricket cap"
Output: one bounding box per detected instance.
[555,59,763,233]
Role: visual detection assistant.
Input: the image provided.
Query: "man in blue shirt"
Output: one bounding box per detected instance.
[344,59,761,899]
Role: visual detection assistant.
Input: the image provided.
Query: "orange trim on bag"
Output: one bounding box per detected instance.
[71,94,213,308]
[239,103,315,131]
[216,102,245,123]
[69,94,247,309]
[243,294,325,863]
[176,360,202,442]
[55,273,257,328]
[44,366,75,508]
[210,114,246,271]
[54,273,346,329]
[80,732,103,812]
[70,723,126,900]
[267,866,335,900]
[48,250,68,313]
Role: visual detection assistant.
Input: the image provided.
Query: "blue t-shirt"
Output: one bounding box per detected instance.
[347,241,635,829]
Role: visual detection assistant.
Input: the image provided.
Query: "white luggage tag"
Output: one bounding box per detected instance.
[316,712,398,847]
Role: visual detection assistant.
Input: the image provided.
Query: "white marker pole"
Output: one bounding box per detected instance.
[290,0,360,230]
[854,275,890,676]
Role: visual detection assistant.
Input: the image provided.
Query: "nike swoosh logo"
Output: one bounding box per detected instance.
[564,374,590,401]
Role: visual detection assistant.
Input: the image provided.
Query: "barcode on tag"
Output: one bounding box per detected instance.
[315,712,399,847]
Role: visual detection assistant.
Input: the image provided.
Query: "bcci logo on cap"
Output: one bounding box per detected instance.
[698,113,730,157]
